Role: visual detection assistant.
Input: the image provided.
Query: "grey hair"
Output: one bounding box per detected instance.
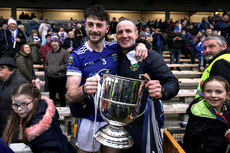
[18,24,24,28]
[204,35,227,47]
[68,31,75,38]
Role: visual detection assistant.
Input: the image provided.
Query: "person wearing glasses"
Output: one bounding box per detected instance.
[2,83,76,153]
[0,57,27,137]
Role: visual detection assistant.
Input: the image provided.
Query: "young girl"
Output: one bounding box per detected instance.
[183,75,230,153]
[27,29,41,64]
[2,83,76,153]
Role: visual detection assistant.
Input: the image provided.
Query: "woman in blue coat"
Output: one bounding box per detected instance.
[2,83,76,153]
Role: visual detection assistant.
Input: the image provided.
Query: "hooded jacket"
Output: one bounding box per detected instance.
[15,51,36,82]
[183,98,230,153]
[24,96,76,153]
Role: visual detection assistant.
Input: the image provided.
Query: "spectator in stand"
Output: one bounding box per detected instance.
[212,30,220,35]
[80,20,87,43]
[38,18,50,41]
[162,19,174,34]
[183,76,230,153]
[136,31,151,49]
[166,25,185,67]
[41,28,53,46]
[40,34,52,92]
[181,20,188,32]
[188,24,197,36]
[4,18,26,58]
[58,26,68,44]
[0,57,28,137]
[145,27,153,48]
[18,24,30,40]
[197,16,211,33]
[181,30,190,58]
[19,12,26,19]
[63,31,78,53]
[15,44,40,84]
[27,29,41,64]
[45,35,69,107]
[74,23,83,48]
[109,17,117,35]
[188,30,199,64]
[50,23,59,33]
[205,28,213,37]
[27,18,39,36]
[196,35,206,71]
[2,83,76,153]
[67,22,73,33]
[0,23,8,57]
[152,28,166,55]
[30,13,37,19]
[214,15,229,40]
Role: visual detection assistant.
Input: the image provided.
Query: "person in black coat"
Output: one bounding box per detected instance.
[0,57,28,137]
[2,83,76,153]
[62,31,78,53]
[183,76,230,153]
[152,28,166,55]
[4,18,26,57]
[116,18,179,153]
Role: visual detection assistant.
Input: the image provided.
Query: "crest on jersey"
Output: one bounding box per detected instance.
[68,55,74,63]
[130,63,139,71]
[112,53,118,60]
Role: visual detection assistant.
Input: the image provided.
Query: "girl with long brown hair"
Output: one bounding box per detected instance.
[2,83,76,153]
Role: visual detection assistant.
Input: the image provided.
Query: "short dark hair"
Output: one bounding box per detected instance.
[84,5,110,24]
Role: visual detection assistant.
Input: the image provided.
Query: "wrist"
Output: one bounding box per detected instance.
[82,84,88,95]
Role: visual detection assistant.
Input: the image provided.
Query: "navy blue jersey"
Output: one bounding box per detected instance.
[67,41,119,84]
[67,41,119,121]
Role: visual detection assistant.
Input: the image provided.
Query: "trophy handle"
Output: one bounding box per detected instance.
[97,69,109,77]
[136,74,151,118]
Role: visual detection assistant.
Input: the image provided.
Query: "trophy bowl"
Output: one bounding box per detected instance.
[94,74,145,149]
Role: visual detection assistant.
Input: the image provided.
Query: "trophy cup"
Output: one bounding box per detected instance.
[94,74,146,149]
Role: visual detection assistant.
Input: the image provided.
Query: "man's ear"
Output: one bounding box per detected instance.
[222,43,227,50]
[136,31,138,39]
[106,25,110,34]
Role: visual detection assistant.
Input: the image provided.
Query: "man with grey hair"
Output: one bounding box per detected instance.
[18,24,30,40]
[195,35,230,98]
[74,23,83,47]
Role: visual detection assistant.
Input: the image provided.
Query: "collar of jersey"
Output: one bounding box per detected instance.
[85,41,106,52]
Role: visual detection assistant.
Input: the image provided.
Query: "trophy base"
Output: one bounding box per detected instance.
[94,124,134,149]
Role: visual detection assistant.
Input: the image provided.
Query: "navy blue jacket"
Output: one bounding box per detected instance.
[25,97,76,153]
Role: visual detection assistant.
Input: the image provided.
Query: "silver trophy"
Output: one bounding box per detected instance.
[94,73,147,149]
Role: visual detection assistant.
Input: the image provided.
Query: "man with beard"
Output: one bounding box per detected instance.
[195,35,230,98]
[66,5,147,153]
[45,35,69,107]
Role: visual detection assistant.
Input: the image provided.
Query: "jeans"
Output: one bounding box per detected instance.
[198,55,206,71]
[169,49,181,64]
[189,46,196,64]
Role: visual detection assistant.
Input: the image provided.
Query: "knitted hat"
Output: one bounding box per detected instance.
[50,35,60,43]
[139,31,147,38]
[8,18,17,25]
[174,25,181,33]
[0,57,17,68]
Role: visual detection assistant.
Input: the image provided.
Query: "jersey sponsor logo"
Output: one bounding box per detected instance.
[68,55,74,63]
[130,63,139,71]
[85,61,94,67]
